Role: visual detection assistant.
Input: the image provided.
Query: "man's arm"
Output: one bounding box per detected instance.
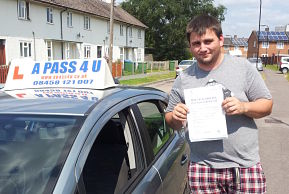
[222,97,273,119]
[165,103,189,131]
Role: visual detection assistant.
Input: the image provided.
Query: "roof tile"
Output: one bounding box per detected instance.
[34,0,147,28]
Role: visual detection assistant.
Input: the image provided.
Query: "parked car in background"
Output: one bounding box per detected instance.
[0,58,190,194]
[248,57,263,71]
[278,56,289,74]
[176,59,196,78]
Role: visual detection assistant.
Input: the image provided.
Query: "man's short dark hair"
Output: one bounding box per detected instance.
[186,15,223,42]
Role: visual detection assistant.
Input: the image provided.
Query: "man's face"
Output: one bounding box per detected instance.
[189,29,224,67]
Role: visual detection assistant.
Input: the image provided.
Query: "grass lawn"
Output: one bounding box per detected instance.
[119,71,176,85]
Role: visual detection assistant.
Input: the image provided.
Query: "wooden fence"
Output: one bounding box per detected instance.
[0,65,9,83]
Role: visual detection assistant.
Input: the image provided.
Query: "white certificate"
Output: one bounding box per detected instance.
[184,85,228,142]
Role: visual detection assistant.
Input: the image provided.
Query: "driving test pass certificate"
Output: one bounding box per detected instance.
[184,85,228,142]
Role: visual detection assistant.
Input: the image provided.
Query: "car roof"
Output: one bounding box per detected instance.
[0,86,166,116]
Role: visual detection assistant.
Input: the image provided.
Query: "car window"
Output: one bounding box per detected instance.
[82,111,143,194]
[179,60,194,66]
[137,101,173,156]
[0,115,82,194]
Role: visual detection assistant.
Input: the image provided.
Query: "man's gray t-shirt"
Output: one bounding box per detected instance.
[166,55,272,168]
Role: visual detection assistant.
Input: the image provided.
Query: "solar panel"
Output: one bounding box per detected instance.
[258,31,289,41]
[231,38,248,46]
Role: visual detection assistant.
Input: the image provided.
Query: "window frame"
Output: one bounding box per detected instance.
[262,41,269,48]
[119,47,124,61]
[84,16,90,30]
[20,41,32,57]
[276,41,284,49]
[133,100,174,161]
[65,43,70,59]
[120,24,124,36]
[77,105,147,194]
[97,46,102,58]
[137,48,142,61]
[67,12,73,27]
[46,7,53,24]
[18,0,30,20]
[46,41,53,61]
[138,29,142,39]
[129,27,133,37]
[84,45,91,59]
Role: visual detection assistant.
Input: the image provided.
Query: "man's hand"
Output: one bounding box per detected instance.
[172,103,189,122]
[165,103,189,130]
[222,97,246,115]
[222,97,273,118]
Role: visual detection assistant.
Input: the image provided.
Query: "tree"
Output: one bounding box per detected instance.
[121,0,226,61]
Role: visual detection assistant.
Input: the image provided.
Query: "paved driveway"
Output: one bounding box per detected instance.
[256,69,289,194]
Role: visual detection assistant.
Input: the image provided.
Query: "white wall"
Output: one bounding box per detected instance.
[0,0,146,64]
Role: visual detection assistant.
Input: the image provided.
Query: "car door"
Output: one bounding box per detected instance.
[132,100,190,194]
[74,97,163,194]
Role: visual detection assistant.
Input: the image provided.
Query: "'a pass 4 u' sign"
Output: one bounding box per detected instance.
[3,58,116,91]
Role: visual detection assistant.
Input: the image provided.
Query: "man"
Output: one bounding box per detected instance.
[165,15,273,193]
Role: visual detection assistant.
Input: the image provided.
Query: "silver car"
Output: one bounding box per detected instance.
[248,58,263,71]
[0,58,190,194]
[176,59,196,77]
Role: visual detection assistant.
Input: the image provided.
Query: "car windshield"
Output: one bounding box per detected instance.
[0,115,84,194]
[179,60,194,66]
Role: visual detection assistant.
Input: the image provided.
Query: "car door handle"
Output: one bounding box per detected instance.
[181,154,188,165]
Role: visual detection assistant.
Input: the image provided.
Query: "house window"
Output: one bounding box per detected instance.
[277,42,284,49]
[138,29,141,39]
[253,41,256,47]
[18,0,29,20]
[244,46,248,51]
[262,41,269,48]
[47,41,53,61]
[119,47,124,61]
[224,45,229,50]
[234,46,239,50]
[97,46,102,58]
[84,16,90,30]
[67,12,73,27]
[47,7,53,24]
[120,25,124,36]
[65,43,70,59]
[129,27,133,37]
[84,45,91,59]
[137,48,142,61]
[107,21,110,34]
[20,41,31,57]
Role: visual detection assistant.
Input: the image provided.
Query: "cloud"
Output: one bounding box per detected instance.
[214,0,289,37]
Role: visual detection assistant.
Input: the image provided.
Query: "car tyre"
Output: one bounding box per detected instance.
[282,68,288,74]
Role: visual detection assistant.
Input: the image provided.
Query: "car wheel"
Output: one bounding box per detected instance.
[282,68,288,74]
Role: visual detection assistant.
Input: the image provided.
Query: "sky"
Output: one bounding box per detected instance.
[214,0,289,38]
[116,0,289,38]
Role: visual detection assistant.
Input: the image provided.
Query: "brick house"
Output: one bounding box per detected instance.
[222,35,248,58]
[247,30,289,61]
